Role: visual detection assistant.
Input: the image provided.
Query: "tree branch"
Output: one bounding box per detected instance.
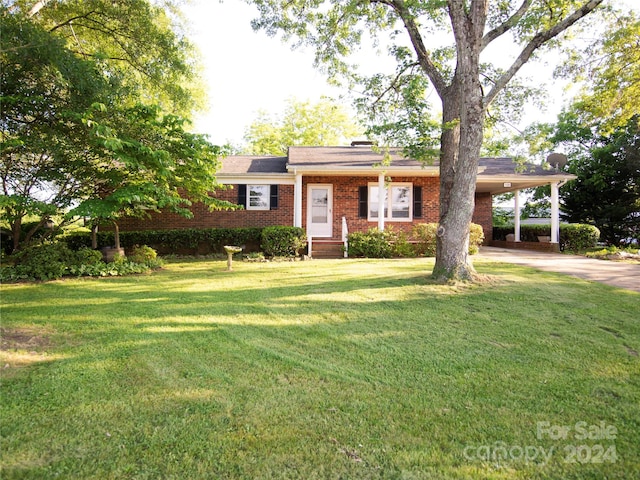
[481,0,533,51]
[370,62,420,108]
[48,12,99,33]
[370,0,449,97]
[484,0,605,108]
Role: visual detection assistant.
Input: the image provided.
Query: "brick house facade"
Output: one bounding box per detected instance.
[119,145,573,251]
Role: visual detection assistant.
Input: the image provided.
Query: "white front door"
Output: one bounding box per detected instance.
[307,184,333,237]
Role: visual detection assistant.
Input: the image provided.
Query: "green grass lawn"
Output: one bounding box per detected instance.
[1,258,638,479]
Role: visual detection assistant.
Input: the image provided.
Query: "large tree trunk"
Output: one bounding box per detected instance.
[433,85,473,281]
[433,87,483,281]
[432,5,486,282]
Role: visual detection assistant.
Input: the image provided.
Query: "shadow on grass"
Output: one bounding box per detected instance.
[1,259,639,479]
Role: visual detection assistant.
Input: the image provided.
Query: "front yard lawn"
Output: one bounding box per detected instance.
[1,258,638,479]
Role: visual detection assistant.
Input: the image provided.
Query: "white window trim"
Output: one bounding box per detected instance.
[368,182,413,222]
[247,184,270,211]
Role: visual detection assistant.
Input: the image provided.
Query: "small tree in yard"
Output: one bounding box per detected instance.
[246,0,606,281]
[70,104,238,251]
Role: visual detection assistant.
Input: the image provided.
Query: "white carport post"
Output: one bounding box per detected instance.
[514,189,521,242]
[550,182,560,244]
[378,173,385,231]
[294,172,303,228]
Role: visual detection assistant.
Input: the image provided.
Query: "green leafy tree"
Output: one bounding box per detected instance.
[13,0,205,118]
[555,12,639,135]
[560,116,640,245]
[1,6,230,252]
[247,0,606,280]
[70,104,237,250]
[1,7,113,251]
[244,98,362,155]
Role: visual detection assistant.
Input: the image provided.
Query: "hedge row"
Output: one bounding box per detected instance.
[493,224,600,251]
[347,224,485,258]
[63,227,264,254]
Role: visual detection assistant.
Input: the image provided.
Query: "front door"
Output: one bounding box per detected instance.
[307,184,333,237]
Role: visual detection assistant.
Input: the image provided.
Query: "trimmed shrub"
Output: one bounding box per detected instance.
[412,223,438,257]
[74,247,103,266]
[129,245,157,264]
[386,228,414,258]
[493,224,600,250]
[560,224,600,251]
[260,226,307,257]
[347,229,393,258]
[412,223,484,256]
[468,223,485,255]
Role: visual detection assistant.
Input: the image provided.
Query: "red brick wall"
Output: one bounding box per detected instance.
[302,176,441,237]
[118,178,493,241]
[118,185,295,231]
[472,192,493,242]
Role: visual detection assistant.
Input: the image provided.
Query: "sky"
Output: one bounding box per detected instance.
[182,1,345,146]
[181,0,636,148]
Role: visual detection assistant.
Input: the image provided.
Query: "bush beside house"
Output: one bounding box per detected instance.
[493,224,600,250]
[260,226,307,257]
[347,223,485,258]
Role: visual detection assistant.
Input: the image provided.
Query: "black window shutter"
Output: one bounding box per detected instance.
[238,184,247,208]
[413,186,423,218]
[358,186,368,218]
[270,185,278,210]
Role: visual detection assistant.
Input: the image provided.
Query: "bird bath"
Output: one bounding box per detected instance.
[224,245,243,271]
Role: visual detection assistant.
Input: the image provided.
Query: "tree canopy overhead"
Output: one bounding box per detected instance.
[555,11,640,136]
[6,0,205,118]
[246,0,607,280]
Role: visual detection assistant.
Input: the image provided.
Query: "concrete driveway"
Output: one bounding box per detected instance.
[477,247,640,293]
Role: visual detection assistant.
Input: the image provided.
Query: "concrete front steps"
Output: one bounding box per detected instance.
[310,239,346,259]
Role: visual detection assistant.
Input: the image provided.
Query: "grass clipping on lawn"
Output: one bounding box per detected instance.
[1,258,639,479]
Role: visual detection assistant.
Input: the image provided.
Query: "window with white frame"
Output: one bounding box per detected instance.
[368,183,412,221]
[247,184,270,210]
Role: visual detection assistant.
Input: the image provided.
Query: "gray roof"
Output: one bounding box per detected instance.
[287,146,427,169]
[219,155,288,175]
[217,147,572,193]
[477,157,556,177]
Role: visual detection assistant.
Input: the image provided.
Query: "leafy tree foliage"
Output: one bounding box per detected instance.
[1,4,229,252]
[8,0,205,117]
[555,11,639,135]
[1,7,112,250]
[246,0,605,280]
[244,98,362,155]
[560,116,640,245]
